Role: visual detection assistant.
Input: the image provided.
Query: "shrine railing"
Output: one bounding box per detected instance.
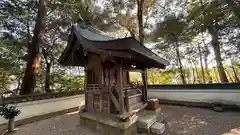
[86,84,145,115]
[86,84,110,93]
[123,86,144,112]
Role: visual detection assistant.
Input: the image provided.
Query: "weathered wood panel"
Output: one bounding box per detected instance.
[86,84,101,92]
[93,94,101,112]
[87,94,93,111]
[102,94,110,113]
[128,94,142,105]
[87,53,103,84]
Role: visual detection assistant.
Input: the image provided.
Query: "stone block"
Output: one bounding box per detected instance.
[150,122,165,135]
[145,108,161,114]
[156,113,164,123]
[213,106,224,112]
[137,114,156,132]
[147,99,160,110]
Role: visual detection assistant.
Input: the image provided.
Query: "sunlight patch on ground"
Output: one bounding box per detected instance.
[167,114,208,134]
[66,111,78,115]
[222,127,240,135]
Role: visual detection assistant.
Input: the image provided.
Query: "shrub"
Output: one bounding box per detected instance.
[0,105,21,119]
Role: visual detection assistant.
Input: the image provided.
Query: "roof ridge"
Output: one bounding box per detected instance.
[76,22,116,39]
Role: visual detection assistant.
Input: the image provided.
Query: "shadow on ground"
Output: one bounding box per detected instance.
[161,105,240,135]
[1,105,240,135]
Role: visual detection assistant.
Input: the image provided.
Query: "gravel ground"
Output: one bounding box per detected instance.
[3,105,240,135]
[161,105,240,135]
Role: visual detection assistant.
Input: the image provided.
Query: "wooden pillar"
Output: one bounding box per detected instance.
[99,64,104,112]
[84,67,88,110]
[141,69,148,103]
[126,71,130,84]
[125,89,129,112]
[118,66,124,114]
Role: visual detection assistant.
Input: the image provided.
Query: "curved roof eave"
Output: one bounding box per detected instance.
[59,24,170,67]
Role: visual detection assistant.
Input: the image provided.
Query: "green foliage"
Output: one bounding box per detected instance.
[51,72,84,92]
[0,39,25,93]
[0,74,11,93]
[0,0,239,93]
[0,105,21,119]
[147,68,174,84]
[153,15,189,42]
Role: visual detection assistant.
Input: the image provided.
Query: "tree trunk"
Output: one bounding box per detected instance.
[191,62,196,84]
[193,62,200,83]
[192,67,196,84]
[225,69,234,82]
[231,60,239,82]
[137,0,144,44]
[20,0,47,95]
[27,13,31,46]
[199,0,210,83]
[45,62,51,92]
[16,77,21,90]
[175,40,186,84]
[203,46,210,83]
[209,27,229,83]
[42,48,52,93]
[126,27,136,39]
[213,67,220,83]
[197,43,206,83]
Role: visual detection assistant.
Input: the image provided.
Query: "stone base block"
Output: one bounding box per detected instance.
[79,112,138,135]
[156,113,164,123]
[147,99,160,110]
[144,108,163,122]
[136,114,156,133]
[150,122,165,135]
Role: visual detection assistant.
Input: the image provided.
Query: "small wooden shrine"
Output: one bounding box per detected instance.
[59,21,169,134]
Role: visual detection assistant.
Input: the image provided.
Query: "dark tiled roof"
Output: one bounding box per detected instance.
[59,23,169,68]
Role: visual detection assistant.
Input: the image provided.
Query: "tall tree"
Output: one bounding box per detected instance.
[189,37,206,83]
[196,42,205,83]
[137,0,144,44]
[20,0,48,94]
[187,0,235,83]
[202,35,211,83]
[152,15,189,84]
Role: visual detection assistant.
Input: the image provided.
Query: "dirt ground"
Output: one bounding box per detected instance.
[161,105,240,135]
[2,105,240,135]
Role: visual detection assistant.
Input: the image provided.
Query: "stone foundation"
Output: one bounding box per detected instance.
[79,112,138,135]
[79,107,166,135]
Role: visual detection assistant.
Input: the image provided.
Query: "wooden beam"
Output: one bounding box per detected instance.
[118,65,125,114]
[109,87,120,112]
[124,88,129,112]
[84,67,88,110]
[126,71,130,84]
[145,70,148,102]
[141,69,148,103]
[124,68,143,72]
[99,50,133,59]
[118,103,147,120]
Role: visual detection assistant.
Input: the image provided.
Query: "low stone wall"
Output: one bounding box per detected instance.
[0,94,85,125]
[1,91,84,104]
[148,89,240,107]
